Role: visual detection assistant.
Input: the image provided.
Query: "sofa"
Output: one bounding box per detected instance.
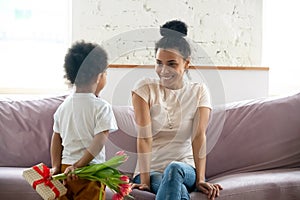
[1,93,300,200]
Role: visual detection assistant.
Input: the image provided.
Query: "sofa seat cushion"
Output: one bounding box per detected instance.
[0,167,42,200]
[108,168,300,200]
[0,167,157,200]
[106,188,156,200]
[206,168,300,200]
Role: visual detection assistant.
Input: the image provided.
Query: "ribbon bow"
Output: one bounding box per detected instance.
[32,164,60,198]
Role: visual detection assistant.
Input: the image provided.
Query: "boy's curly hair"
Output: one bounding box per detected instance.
[63,40,108,86]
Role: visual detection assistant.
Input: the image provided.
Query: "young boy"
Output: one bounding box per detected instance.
[50,40,118,199]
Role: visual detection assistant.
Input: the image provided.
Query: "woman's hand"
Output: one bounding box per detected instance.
[197,181,223,200]
[131,183,151,191]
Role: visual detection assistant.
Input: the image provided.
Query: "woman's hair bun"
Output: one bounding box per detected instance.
[160,20,188,37]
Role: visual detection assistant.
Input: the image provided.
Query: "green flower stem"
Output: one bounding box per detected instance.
[52,173,67,180]
[99,183,105,200]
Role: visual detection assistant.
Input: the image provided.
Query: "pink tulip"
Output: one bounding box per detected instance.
[115,151,129,162]
[116,151,125,156]
[120,175,130,183]
[112,193,123,200]
[119,183,132,196]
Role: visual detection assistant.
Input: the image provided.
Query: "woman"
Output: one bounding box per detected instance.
[131,20,222,200]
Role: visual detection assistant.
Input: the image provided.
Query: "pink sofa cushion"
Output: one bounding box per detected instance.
[0,96,65,167]
[107,106,138,176]
[206,93,300,178]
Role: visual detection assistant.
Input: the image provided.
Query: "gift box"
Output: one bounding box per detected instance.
[23,163,67,200]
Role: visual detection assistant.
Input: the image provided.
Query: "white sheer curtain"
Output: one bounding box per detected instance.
[262,0,300,96]
[0,0,70,94]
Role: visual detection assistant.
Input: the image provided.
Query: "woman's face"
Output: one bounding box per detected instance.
[155,48,189,89]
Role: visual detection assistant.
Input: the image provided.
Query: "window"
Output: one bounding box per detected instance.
[0,0,70,94]
[262,0,300,96]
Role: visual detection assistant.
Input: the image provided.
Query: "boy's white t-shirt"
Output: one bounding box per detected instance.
[132,78,212,172]
[53,93,118,165]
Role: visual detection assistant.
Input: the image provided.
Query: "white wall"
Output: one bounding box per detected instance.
[102,68,268,106]
[72,0,262,66]
[72,0,268,105]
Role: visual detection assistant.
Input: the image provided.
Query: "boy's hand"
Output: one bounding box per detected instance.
[63,165,79,184]
[50,167,60,177]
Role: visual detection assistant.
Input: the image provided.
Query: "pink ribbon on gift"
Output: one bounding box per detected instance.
[32,164,60,198]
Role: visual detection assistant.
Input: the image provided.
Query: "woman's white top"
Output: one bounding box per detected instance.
[132,78,212,172]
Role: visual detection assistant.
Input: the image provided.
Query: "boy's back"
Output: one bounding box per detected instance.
[53,93,117,165]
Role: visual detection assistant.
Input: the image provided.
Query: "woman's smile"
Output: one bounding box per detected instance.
[155,48,187,89]
[160,74,176,80]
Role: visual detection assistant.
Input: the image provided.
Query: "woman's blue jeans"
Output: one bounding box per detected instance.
[133,161,197,200]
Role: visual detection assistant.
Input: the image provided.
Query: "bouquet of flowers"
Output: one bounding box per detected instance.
[52,151,132,200]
